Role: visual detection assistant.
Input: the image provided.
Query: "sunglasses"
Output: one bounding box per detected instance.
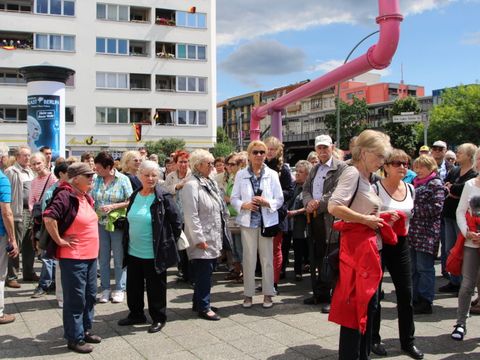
[227,162,238,166]
[82,173,94,178]
[387,160,408,168]
[252,150,266,155]
[431,146,445,151]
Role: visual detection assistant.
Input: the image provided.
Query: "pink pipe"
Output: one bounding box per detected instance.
[250,0,403,141]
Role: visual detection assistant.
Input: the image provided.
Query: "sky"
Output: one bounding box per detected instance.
[216,0,480,102]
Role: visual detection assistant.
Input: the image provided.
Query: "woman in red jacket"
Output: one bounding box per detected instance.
[328,130,392,360]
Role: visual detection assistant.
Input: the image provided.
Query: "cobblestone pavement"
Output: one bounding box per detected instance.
[1,260,480,359]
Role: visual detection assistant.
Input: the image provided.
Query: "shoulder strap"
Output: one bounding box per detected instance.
[38,174,52,202]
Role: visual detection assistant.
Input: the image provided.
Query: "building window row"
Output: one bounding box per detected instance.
[0,105,74,123]
[35,33,75,51]
[36,0,75,16]
[156,42,206,60]
[0,1,32,13]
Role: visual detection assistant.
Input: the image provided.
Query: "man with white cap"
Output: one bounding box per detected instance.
[302,134,347,313]
[431,140,453,181]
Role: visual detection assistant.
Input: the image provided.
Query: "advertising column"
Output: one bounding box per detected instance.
[19,65,75,159]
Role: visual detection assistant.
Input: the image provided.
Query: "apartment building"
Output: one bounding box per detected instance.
[0,0,216,156]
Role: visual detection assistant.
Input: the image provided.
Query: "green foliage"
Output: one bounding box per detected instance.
[211,126,235,158]
[144,138,186,164]
[325,96,369,149]
[428,84,480,147]
[383,96,421,156]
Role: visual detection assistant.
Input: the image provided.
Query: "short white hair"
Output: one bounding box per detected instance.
[0,142,9,158]
[189,149,214,170]
[138,160,161,175]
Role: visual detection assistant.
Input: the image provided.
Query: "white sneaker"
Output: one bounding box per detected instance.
[111,290,124,303]
[98,289,111,303]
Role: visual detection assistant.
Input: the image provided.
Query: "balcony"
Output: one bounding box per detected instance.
[129,73,151,91]
[130,108,150,124]
[0,30,33,50]
[129,40,149,57]
[0,0,33,13]
[155,75,175,92]
[155,42,175,59]
[154,109,175,126]
[0,67,26,85]
[155,8,175,26]
[130,6,150,23]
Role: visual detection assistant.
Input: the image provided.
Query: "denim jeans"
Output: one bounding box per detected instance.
[191,258,216,312]
[231,232,243,263]
[443,217,462,286]
[38,251,55,290]
[410,248,435,303]
[60,258,97,343]
[98,225,126,291]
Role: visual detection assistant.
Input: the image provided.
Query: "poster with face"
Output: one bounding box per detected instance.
[27,95,60,158]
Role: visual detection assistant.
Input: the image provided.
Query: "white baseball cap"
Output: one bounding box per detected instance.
[315,134,333,147]
[432,140,447,148]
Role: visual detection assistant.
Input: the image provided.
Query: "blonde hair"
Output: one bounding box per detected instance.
[189,149,214,171]
[457,143,477,164]
[30,152,46,164]
[413,155,438,173]
[121,150,141,173]
[351,130,392,162]
[246,140,267,155]
[474,148,480,172]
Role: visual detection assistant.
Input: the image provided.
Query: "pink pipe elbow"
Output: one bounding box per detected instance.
[250,0,403,141]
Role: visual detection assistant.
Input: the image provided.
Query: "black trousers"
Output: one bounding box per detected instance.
[339,289,379,360]
[126,255,167,323]
[293,237,309,275]
[372,236,415,348]
[308,215,336,299]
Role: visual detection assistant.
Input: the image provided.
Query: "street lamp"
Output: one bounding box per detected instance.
[335,30,379,148]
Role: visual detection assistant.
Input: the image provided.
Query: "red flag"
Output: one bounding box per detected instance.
[133,123,142,142]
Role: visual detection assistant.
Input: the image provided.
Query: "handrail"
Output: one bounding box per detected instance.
[250,0,403,141]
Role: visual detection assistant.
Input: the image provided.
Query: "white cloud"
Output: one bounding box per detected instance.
[217,0,454,46]
[462,31,480,45]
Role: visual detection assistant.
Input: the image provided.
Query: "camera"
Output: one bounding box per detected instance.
[254,189,263,196]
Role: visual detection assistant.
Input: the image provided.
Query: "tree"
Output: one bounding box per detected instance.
[382,96,421,156]
[211,126,235,158]
[428,84,480,147]
[324,96,369,149]
[144,138,185,164]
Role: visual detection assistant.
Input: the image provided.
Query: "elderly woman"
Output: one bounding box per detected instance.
[91,151,133,304]
[371,149,423,359]
[231,141,284,308]
[328,130,394,360]
[264,136,294,292]
[164,150,192,282]
[43,163,100,354]
[121,150,142,191]
[451,148,480,340]
[409,155,446,315]
[118,161,181,333]
[307,151,320,166]
[181,149,231,321]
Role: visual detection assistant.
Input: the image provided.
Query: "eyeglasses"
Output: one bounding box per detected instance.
[204,162,214,167]
[386,160,408,168]
[446,158,456,162]
[227,162,238,166]
[252,150,266,156]
[431,146,445,151]
[82,173,94,178]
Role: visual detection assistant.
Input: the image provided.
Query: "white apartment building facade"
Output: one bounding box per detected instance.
[0,0,216,156]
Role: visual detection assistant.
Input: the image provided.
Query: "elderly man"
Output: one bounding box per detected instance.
[431,140,453,181]
[302,135,347,313]
[0,142,18,324]
[4,145,35,288]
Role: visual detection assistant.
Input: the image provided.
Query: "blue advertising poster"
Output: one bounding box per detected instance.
[27,95,60,157]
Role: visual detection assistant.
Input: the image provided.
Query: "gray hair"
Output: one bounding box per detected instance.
[189,149,214,171]
[138,160,161,175]
[0,142,9,158]
[30,151,46,164]
[307,151,318,161]
[295,160,312,173]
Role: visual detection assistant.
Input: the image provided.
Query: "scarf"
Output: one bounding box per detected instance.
[413,171,437,188]
[192,170,226,213]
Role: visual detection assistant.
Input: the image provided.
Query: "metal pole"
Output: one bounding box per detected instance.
[336,30,379,147]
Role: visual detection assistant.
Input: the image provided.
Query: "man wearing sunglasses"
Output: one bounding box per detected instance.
[431,140,453,182]
[302,135,347,313]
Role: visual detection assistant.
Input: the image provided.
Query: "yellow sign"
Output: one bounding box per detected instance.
[67,136,108,146]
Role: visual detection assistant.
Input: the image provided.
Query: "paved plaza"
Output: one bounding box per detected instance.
[1,260,480,359]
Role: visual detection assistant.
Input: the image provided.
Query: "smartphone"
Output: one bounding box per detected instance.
[255,189,263,196]
[5,243,14,253]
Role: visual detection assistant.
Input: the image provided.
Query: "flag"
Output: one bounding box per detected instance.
[188,6,196,13]
[133,123,142,142]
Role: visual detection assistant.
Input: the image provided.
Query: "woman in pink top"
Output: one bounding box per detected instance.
[44,163,100,354]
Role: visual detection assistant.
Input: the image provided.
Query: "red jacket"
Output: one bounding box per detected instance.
[329,212,404,334]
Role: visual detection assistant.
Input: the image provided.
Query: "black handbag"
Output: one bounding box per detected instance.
[260,220,280,237]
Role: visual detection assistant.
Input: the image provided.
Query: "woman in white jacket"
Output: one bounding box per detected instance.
[231,140,284,309]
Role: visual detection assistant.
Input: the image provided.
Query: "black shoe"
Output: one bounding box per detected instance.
[274,284,279,295]
[279,271,286,280]
[148,322,165,333]
[84,332,102,344]
[372,342,387,356]
[303,296,321,305]
[117,317,147,326]
[321,303,331,314]
[192,306,218,312]
[413,299,432,315]
[438,282,460,293]
[67,340,93,353]
[198,310,220,321]
[401,345,424,359]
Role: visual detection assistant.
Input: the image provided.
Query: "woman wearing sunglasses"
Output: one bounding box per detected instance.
[231,140,284,308]
[371,149,423,359]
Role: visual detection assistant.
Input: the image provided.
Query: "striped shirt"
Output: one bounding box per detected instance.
[28,173,57,213]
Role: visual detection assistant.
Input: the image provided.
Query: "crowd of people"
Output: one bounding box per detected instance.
[0,133,479,359]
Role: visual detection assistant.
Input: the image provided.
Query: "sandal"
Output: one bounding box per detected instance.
[451,324,466,341]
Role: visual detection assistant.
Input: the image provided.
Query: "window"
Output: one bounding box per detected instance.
[96,107,130,124]
[176,110,207,126]
[154,109,175,125]
[0,68,26,85]
[175,11,206,28]
[97,3,128,21]
[96,37,128,55]
[0,1,32,12]
[65,106,74,123]
[176,44,206,60]
[36,0,74,16]
[0,105,27,122]
[96,72,128,89]
[176,76,207,93]
[35,33,75,52]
